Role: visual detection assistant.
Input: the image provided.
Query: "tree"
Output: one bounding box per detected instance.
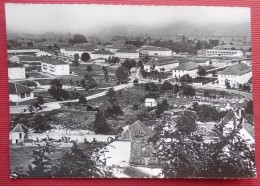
[48,79,68,100]
[225,79,231,89]
[84,74,98,89]
[182,85,195,97]
[106,88,118,106]
[160,81,173,91]
[176,110,197,135]
[33,114,52,133]
[156,99,169,117]
[86,65,93,74]
[195,41,202,50]
[37,96,45,105]
[69,34,88,44]
[27,41,34,47]
[245,100,253,114]
[78,95,87,106]
[115,66,129,84]
[73,53,80,66]
[81,53,90,62]
[93,110,110,134]
[197,66,207,77]
[102,66,109,82]
[179,74,192,85]
[122,59,136,72]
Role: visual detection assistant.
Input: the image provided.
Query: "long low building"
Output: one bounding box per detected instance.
[206,49,243,58]
[41,58,70,75]
[144,58,179,72]
[115,48,139,59]
[218,63,252,88]
[7,49,40,55]
[90,50,115,60]
[139,45,174,57]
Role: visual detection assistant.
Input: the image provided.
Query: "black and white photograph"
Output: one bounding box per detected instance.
[6,4,256,178]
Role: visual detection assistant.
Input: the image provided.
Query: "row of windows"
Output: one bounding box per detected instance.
[20,92,30,99]
[207,51,239,54]
[220,75,237,78]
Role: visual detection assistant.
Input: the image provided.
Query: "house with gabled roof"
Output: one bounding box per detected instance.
[172,61,199,78]
[10,123,29,144]
[139,45,173,57]
[9,82,34,103]
[218,63,252,88]
[115,48,139,59]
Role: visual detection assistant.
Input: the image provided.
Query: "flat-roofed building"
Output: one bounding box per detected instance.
[41,58,70,75]
[206,49,243,58]
[218,63,252,88]
[7,49,40,55]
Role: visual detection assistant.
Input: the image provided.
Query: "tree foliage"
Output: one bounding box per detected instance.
[160,81,173,91]
[115,66,129,84]
[182,85,195,97]
[176,110,197,135]
[94,110,111,134]
[197,66,207,77]
[81,53,90,62]
[180,74,192,85]
[69,34,88,44]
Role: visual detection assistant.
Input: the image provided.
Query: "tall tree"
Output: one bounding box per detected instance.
[81,53,90,62]
[73,53,80,66]
[179,74,192,85]
[106,88,118,106]
[115,66,129,84]
[197,66,207,77]
[86,65,93,74]
[102,66,109,82]
[93,110,111,134]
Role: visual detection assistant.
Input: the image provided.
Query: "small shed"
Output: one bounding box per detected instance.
[10,124,29,144]
[144,98,157,107]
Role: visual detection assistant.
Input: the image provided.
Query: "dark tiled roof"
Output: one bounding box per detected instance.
[173,62,198,71]
[248,77,252,84]
[19,56,46,61]
[218,63,252,76]
[42,58,68,65]
[91,50,115,55]
[146,58,179,66]
[9,82,33,95]
[11,123,28,133]
[120,120,154,141]
[115,48,139,53]
[8,62,24,68]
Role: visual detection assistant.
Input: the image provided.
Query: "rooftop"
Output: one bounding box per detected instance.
[91,50,115,55]
[7,49,40,54]
[146,58,179,66]
[19,56,46,61]
[42,58,68,65]
[173,61,198,71]
[218,63,252,76]
[8,62,24,68]
[64,45,97,51]
[11,123,29,133]
[140,45,172,51]
[9,82,33,95]
[115,48,139,53]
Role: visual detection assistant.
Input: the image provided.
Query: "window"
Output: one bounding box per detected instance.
[20,93,25,98]
[19,133,22,139]
[26,92,30,97]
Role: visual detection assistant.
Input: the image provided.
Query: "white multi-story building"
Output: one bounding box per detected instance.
[9,82,34,103]
[144,58,179,72]
[172,62,199,78]
[90,50,115,60]
[115,48,139,59]
[35,51,52,57]
[41,58,70,75]
[218,63,252,88]
[8,63,26,80]
[139,45,174,57]
[206,49,243,58]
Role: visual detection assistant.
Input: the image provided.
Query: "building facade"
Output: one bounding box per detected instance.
[10,124,28,144]
[172,62,199,78]
[139,45,173,57]
[90,50,115,60]
[218,63,252,88]
[144,58,179,72]
[115,48,139,59]
[206,49,243,58]
[8,63,26,80]
[41,58,70,75]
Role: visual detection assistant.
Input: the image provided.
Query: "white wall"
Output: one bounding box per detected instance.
[218,71,252,88]
[173,69,198,78]
[9,92,34,103]
[8,67,26,79]
[90,53,115,60]
[115,52,139,59]
[41,62,70,75]
[10,132,25,144]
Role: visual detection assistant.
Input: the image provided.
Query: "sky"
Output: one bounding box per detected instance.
[5,4,251,34]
